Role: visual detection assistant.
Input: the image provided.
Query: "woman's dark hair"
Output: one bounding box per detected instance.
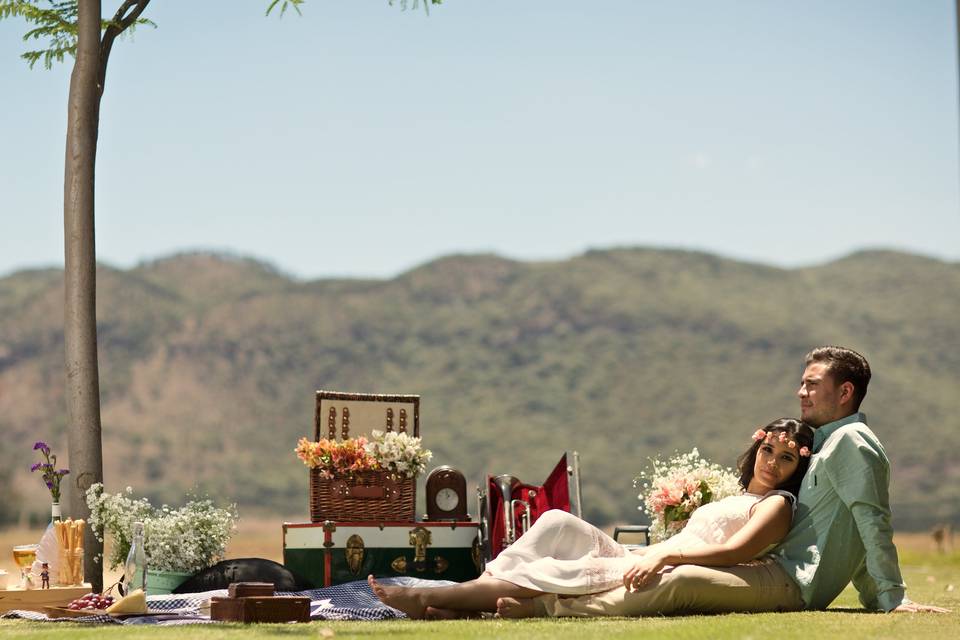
[736,417,815,499]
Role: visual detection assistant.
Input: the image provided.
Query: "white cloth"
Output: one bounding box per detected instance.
[485,492,792,595]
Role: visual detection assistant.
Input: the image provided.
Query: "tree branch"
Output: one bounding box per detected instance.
[97,0,151,97]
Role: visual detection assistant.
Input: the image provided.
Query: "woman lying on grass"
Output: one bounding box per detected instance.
[370,417,814,619]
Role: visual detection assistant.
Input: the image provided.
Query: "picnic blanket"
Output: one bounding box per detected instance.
[1,577,452,625]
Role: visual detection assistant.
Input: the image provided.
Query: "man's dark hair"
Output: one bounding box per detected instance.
[804,346,872,411]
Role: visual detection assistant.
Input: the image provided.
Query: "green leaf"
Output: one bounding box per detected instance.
[265,0,303,18]
[700,479,713,504]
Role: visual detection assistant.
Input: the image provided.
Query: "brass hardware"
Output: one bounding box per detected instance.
[394,526,449,575]
[386,408,394,431]
[471,537,482,573]
[322,521,337,548]
[399,409,408,433]
[327,407,337,439]
[409,526,432,563]
[341,407,350,439]
[345,534,365,574]
[330,476,398,501]
[383,474,399,501]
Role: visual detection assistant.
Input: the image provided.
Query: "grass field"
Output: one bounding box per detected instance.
[1,521,957,639]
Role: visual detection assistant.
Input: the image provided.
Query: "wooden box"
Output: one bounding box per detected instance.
[0,584,93,614]
[283,520,481,588]
[210,595,311,623]
[228,582,275,598]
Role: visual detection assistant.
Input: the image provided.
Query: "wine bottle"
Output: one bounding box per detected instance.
[123,521,147,596]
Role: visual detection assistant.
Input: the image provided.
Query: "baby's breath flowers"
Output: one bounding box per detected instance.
[86,483,237,574]
[633,448,742,543]
[143,498,238,573]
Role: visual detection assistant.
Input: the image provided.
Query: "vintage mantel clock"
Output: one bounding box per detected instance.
[424,466,469,521]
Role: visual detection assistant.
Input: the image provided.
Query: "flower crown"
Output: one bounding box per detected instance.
[752,428,811,457]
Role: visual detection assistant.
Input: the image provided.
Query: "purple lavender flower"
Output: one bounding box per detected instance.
[31,441,68,502]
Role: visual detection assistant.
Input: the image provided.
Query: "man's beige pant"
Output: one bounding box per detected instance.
[533,557,804,617]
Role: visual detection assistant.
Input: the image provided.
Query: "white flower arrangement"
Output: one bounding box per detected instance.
[86,483,238,574]
[633,448,743,543]
[363,430,432,478]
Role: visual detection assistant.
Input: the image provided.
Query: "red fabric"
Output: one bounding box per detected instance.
[488,453,571,559]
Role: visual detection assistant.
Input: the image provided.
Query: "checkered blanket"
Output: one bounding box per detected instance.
[1,577,453,625]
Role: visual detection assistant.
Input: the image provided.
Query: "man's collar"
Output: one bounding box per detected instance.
[813,412,866,453]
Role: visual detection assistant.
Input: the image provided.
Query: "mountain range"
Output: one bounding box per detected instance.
[1,248,957,530]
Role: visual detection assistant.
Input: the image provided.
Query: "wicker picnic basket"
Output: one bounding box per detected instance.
[308,391,420,523]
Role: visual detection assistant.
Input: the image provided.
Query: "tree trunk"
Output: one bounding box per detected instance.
[64,0,104,594]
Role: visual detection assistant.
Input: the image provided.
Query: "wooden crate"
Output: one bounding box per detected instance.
[0,584,93,614]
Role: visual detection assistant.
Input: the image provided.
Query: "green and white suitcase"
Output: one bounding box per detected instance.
[283,520,482,588]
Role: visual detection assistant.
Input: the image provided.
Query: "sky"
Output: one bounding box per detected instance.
[1,0,958,280]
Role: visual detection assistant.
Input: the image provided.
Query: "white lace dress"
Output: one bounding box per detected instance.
[484,491,792,595]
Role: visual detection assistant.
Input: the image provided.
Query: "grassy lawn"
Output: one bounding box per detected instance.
[2,528,957,638]
[1,554,956,639]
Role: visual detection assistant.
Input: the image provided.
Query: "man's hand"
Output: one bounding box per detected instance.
[892,601,951,613]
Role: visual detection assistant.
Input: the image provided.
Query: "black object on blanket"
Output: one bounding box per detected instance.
[172,558,314,593]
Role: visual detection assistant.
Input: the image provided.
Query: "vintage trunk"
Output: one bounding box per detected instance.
[283,521,482,588]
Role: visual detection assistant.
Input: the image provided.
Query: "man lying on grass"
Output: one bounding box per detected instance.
[370,346,950,618]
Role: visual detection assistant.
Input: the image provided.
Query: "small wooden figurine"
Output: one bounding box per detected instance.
[40,563,50,589]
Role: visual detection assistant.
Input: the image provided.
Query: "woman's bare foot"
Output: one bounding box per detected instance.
[496,596,538,619]
[424,606,483,620]
[367,575,427,619]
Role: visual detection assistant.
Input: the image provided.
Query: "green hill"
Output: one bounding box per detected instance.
[1,248,957,529]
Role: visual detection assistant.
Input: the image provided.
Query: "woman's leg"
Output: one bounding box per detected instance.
[368,574,545,619]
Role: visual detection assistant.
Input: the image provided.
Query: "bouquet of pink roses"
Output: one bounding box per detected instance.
[633,448,742,542]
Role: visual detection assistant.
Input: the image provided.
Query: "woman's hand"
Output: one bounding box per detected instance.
[622,550,669,591]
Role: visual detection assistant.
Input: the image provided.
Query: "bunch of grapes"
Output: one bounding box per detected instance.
[67,592,115,610]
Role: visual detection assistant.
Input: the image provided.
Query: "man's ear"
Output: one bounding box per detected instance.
[839,381,856,406]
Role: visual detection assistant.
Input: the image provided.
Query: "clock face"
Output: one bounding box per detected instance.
[435,487,460,512]
[425,466,469,520]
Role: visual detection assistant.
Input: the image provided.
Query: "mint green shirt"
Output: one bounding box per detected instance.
[772,412,907,611]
